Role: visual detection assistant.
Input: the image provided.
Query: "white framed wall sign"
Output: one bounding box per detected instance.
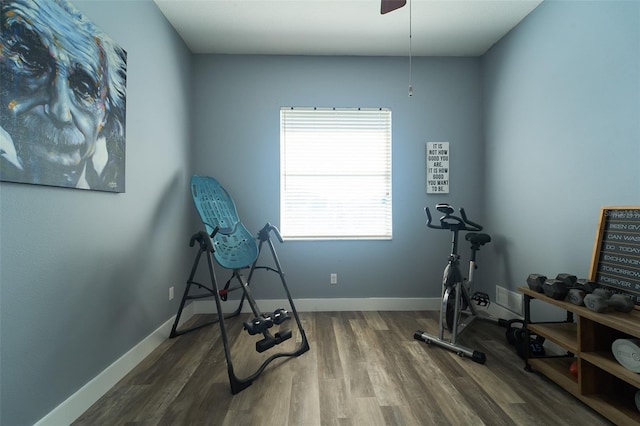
[426,142,449,194]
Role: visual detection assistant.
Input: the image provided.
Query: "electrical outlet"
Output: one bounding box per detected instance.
[330,273,337,285]
[169,286,174,301]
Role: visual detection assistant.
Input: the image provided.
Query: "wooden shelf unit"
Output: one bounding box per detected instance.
[519,286,640,425]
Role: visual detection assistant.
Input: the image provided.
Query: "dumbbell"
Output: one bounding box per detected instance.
[584,292,635,313]
[566,279,600,306]
[567,289,585,305]
[542,273,578,299]
[528,273,583,295]
[542,279,567,299]
[569,287,611,306]
[556,273,577,286]
[568,287,611,306]
[542,273,579,299]
[527,274,547,293]
[543,274,599,302]
[577,279,599,292]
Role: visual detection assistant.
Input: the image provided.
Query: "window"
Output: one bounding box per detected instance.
[280,107,392,240]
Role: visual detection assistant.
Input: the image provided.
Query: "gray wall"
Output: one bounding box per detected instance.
[191,55,486,300]
[481,1,640,295]
[2,0,639,425]
[0,1,193,425]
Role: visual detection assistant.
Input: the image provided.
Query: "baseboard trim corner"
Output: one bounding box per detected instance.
[34,307,193,426]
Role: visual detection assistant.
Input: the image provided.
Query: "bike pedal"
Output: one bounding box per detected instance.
[472,291,490,306]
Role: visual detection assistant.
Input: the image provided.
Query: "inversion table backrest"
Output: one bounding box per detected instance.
[190,175,258,270]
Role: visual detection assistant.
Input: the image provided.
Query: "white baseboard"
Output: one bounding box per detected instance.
[195,297,523,320]
[34,304,194,426]
[193,297,442,313]
[35,297,520,426]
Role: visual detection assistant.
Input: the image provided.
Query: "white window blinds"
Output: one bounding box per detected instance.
[280,107,392,240]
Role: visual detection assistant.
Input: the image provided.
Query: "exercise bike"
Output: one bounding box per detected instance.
[414,203,507,364]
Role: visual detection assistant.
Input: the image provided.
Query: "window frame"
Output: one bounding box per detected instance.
[279,107,392,241]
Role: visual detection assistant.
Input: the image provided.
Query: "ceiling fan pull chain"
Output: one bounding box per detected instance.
[408,0,413,97]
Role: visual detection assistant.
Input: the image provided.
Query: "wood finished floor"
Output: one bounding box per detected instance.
[74,311,612,425]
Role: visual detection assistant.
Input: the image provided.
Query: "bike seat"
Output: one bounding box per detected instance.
[465,232,491,246]
[436,203,454,215]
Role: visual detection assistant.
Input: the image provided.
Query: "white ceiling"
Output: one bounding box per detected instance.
[153,0,543,57]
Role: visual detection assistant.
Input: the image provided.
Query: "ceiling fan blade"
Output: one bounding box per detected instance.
[381,0,407,14]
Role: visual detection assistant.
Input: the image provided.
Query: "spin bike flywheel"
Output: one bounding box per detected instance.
[443,285,468,331]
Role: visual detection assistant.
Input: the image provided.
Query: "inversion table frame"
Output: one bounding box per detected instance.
[170,175,309,394]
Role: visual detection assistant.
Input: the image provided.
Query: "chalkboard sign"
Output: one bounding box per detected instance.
[590,206,640,305]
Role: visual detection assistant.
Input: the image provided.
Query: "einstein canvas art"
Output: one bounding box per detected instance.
[0,0,127,192]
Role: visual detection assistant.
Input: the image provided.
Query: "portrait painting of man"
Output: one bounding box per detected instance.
[1,0,127,192]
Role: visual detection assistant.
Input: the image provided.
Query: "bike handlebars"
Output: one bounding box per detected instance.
[425,203,483,232]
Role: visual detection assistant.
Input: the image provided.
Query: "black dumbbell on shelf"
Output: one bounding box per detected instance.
[543,273,578,299]
[527,274,596,299]
[527,273,599,305]
[564,277,601,305]
[527,273,636,313]
[526,273,577,298]
[584,292,635,313]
